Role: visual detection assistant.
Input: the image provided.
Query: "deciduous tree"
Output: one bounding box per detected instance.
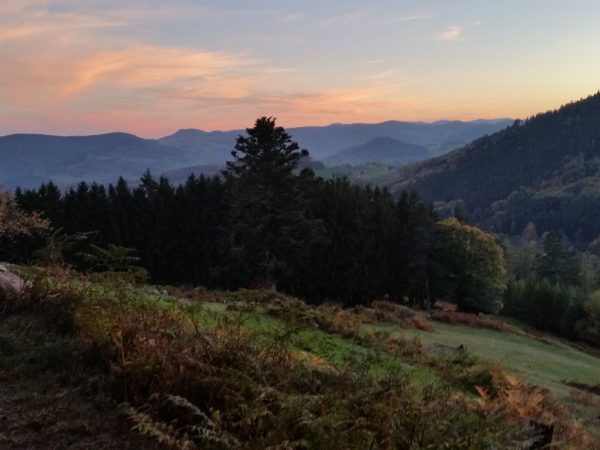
[433,217,507,314]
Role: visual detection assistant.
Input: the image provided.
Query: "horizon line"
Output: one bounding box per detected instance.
[0,116,515,140]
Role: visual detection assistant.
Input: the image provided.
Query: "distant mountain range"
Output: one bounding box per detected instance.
[158,119,513,162]
[0,133,188,190]
[0,119,512,189]
[324,137,430,166]
[393,92,600,245]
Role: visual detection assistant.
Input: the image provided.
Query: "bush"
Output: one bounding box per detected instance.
[430,309,508,332]
[358,300,434,331]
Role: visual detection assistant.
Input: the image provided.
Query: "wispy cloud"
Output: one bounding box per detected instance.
[436,25,463,42]
[320,8,431,28]
[0,25,50,42]
[435,20,481,43]
[319,9,369,27]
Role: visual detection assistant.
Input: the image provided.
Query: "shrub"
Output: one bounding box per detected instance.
[475,364,589,448]
[430,309,508,331]
[407,315,435,331]
[359,300,434,331]
[313,305,361,337]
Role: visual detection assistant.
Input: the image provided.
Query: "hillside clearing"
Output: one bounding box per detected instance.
[0,268,597,447]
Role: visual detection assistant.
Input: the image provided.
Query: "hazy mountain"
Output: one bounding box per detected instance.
[159,119,513,162]
[158,128,240,166]
[0,119,511,189]
[393,92,600,245]
[299,119,513,159]
[324,137,430,166]
[0,133,188,189]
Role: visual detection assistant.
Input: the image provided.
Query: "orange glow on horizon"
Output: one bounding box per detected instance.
[1,1,600,137]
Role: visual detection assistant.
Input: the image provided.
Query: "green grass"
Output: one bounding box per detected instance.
[366,321,600,401]
[193,296,600,402]
[199,301,438,384]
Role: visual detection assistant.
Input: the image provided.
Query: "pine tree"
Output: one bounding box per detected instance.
[535,231,580,285]
[222,117,311,288]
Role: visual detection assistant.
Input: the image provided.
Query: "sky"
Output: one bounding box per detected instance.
[1,0,600,137]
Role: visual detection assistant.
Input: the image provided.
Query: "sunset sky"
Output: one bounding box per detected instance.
[1,0,600,137]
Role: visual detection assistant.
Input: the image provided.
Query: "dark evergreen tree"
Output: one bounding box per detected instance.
[535,232,580,285]
[222,116,311,288]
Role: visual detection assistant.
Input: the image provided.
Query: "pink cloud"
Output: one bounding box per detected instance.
[436,25,463,42]
[435,20,481,43]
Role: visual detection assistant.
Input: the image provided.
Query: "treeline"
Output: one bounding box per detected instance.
[501,229,600,346]
[15,175,437,306]
[12,118,505,311]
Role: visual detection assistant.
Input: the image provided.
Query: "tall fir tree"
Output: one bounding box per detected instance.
[222,117,311,288]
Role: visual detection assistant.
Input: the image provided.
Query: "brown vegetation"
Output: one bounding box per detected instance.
[2,267,592,448]
[358,300,434,331]
[476,364,590,448]
[430,309,509,331]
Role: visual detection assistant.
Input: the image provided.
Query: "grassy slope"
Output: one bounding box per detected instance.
[367,322,600,402]
[204,296,600,434]
[2,270,599,447]
[205,300,600,403]
[201,302,438,385]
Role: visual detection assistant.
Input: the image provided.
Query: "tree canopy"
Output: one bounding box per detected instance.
[433,217,507,314]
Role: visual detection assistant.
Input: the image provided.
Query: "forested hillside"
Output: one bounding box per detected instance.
[394,92,600,245]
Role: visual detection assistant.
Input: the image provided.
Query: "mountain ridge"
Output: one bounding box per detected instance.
[324,136,430,166]
[393,92,600,244]
[0,119,512,189]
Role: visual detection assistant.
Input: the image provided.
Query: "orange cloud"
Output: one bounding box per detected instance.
[0,25,51,42]
[61,47,256,96]
[0,2,514,136]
